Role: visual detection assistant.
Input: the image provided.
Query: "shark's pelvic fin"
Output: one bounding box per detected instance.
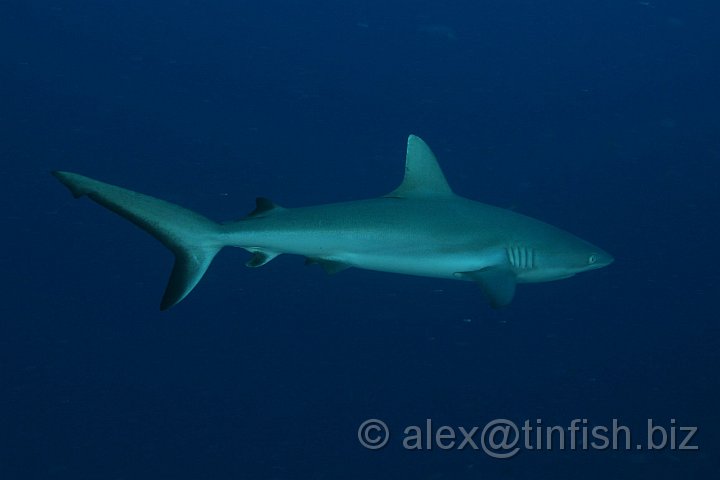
[387,135,455,198]
[52,171,224,310]
[459,267,517,308]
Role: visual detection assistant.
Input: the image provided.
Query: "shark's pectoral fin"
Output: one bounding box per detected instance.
[245,250,280,267]
[305,257,351,275]
[459,267,517,308]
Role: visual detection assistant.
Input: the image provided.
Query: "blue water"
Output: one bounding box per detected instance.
[2,1,719,478]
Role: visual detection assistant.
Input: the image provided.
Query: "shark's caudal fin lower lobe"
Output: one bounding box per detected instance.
[53,171,224,310]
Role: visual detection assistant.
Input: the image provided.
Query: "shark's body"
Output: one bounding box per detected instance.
[53,135,612,310]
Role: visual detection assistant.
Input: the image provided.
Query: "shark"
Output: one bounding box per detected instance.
[53,135,613,310]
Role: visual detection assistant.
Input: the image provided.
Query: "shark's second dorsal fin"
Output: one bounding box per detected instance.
[386,135,454,198]
[246,197,284,218]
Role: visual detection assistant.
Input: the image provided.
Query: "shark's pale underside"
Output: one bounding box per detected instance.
[53,135,613,310]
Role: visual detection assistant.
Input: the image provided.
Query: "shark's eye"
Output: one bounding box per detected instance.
[588,254,598,265]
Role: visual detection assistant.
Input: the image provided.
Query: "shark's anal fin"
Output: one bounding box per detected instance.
[246,250,280,267]
[305,257,351,275]
[458,267,517,308]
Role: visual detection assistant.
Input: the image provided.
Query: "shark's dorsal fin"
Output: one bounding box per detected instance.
[386,135,454,198]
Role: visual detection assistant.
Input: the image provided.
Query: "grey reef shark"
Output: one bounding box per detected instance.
[53,135,613,310]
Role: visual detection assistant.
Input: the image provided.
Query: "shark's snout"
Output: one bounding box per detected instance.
[604,252,615,266]
[589,249,614,269]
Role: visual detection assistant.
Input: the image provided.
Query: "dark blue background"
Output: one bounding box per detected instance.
[2,0,718,478]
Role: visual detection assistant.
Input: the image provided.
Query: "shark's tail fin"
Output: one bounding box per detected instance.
[53,171,224,310]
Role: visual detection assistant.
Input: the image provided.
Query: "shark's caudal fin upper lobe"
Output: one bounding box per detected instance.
[53,171,224,310]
